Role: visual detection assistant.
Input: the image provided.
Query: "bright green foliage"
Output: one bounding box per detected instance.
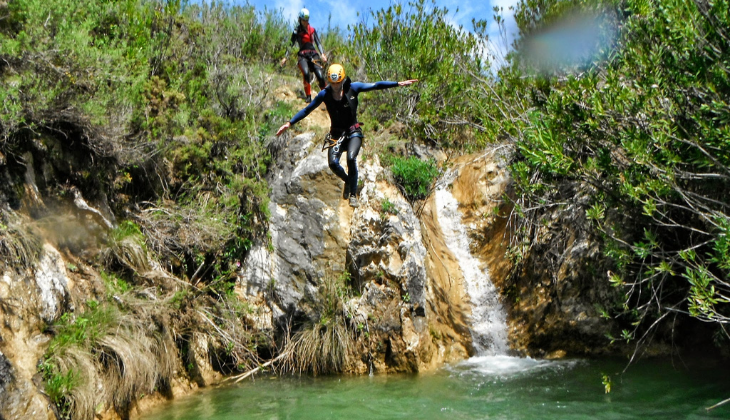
[46,304,119,355]
[391,156,439,201]
[506,0,730,339]
[349,0,491,148]
[0,0,288,285]
[381,198,399,217]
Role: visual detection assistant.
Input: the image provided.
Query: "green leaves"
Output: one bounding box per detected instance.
[349,0,489,146]
[518,113,574,176]
[390,156,439,201]
[507,0,730,339]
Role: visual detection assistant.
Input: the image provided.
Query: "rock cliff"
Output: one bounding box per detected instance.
[0,117,622,419]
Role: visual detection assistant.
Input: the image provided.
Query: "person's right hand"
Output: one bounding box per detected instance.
[280,57,287,67]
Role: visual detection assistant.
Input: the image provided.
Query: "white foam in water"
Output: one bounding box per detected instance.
[450,355,581,379]
[459,355,552,376]
[435,168,509,355]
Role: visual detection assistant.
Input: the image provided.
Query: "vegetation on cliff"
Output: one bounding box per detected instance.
[498,0,730,354]
[1,0,729,417]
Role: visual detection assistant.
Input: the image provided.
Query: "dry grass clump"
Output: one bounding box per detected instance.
[100,221,151,273]
[192,293,266,374]
[41,293,177,420]
[0,210,43,271]
[281,273,354,375]
[133,200,232,264]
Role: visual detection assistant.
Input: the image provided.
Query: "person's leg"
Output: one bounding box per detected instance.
[297,56,312,100]
[312,60,326,90]
[328,136,349,184]
[346,135,362,198]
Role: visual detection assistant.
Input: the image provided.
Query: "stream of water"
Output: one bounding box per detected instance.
[434,167,508,354]
[139,356,730,420]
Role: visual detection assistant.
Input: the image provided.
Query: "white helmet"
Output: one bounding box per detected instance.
[298,8,309,21]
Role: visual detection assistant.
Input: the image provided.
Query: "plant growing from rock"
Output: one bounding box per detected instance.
[503,0,730,353]
[391,156,439,202]
[281,272,354,375]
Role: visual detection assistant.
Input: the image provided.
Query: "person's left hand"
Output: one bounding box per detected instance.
[276,122,291,136]
[321,53,327,62]
[398,79,419,86]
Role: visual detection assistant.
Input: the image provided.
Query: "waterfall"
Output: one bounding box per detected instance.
[434,168,509,355]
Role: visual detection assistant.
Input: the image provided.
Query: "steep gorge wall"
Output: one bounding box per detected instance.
[240,130,475,372]
[0,119,626,419]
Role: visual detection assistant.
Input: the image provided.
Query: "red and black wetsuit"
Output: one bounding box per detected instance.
[289,24,326,96]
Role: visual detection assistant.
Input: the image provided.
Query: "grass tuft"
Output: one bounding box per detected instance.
[281,272,354,375]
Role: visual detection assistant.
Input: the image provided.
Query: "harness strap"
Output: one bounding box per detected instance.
[331,122,364,136]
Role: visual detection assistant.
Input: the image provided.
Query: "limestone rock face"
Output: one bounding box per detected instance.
[240,132,347,326]
[0,244,70,420]
[241,132,623,370]
[240,133,475,372]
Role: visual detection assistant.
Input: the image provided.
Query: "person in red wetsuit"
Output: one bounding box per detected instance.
[280,8,327,103]
[276,64,418,208]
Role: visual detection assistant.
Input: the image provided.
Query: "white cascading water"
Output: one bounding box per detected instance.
[434,168,509,355]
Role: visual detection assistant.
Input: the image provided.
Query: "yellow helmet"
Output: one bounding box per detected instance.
[327,64,345,84]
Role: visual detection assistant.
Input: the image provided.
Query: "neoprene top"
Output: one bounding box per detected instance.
[289,24,324,54]
[289,78,398,131]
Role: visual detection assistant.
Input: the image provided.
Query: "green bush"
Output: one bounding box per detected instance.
[391,156,439,201]
[504,0,730,342]
[347,0,491,148]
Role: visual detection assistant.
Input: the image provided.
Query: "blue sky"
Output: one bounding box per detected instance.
[229,0,521,62]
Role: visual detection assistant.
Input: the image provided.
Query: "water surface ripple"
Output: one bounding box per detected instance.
[140,356,730,420]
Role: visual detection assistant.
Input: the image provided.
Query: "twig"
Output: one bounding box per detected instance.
[706,396,730,412]
[226,351,290,383]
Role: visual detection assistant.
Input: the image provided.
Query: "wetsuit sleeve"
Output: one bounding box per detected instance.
[312,29,325,55]
[285,29,297,55]
[289,90,326,125]
[350,81,399,93]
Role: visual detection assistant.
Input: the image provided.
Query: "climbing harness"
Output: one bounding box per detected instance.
[321,122,364,152]
[322,132,345,151]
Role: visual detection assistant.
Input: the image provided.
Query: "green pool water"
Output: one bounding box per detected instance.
[139,356,730,419]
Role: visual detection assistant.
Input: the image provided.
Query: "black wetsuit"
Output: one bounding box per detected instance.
[289,78,400,194]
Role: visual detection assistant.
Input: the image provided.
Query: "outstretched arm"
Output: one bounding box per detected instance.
[276,90,326,136]
[351,79,419,93]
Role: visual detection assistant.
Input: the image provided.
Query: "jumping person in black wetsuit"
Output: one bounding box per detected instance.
[280,8,327,103]
[276,64,418,208]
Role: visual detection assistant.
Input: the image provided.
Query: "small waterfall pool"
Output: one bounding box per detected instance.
[139,356,730,419]
[140,166,729,420]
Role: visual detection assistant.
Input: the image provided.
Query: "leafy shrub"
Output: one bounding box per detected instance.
[505,0,730,344]
[347,0,491,147]
[391,156,439,201]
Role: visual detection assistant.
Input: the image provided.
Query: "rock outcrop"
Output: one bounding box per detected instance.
[0,243,71,420]
[239,132,517,372]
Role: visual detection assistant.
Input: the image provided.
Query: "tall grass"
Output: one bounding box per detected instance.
[41,298,177,420]
[281,273,354,375]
